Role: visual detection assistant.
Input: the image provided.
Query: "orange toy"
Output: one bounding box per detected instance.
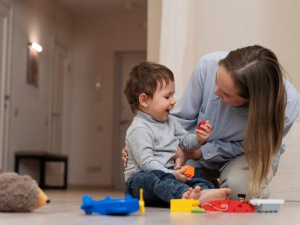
[181,165,195,178]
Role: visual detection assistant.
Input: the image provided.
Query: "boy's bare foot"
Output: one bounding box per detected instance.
[199,188,231,205]
[182,186,201,199]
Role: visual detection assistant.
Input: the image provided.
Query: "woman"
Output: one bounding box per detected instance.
[123,45,299,200]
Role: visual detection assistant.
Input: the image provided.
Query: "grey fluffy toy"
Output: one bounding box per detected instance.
[0,172,50,212]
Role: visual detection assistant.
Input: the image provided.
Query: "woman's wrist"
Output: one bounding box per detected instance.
[185,149,202,160]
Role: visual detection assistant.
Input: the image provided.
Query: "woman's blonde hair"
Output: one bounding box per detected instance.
[219,45,287,197]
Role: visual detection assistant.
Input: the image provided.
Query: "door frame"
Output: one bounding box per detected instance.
[48,40,72,155]
[112,51,146,189]
[0,0,13,172]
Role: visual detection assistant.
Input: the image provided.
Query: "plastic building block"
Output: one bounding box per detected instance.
[181,165,195,178]
[197,121,207,131]
[81,194,140,215]
[250,199,284,212]
[202,200,255,212]
[170,199,200,212]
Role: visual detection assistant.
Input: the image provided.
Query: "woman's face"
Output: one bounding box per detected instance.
[214,65,249,107]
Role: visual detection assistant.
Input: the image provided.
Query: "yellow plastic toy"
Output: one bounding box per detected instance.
[170,199,202,212]
[139,189,145,214]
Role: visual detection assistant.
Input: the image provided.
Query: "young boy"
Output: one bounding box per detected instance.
[123,62,231,206]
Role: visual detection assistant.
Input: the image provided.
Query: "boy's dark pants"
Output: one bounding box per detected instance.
[125,169,214,206]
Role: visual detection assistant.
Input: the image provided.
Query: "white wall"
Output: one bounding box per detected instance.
[148,0,300,92]
[8,0,73,173]
[69,13,146,186]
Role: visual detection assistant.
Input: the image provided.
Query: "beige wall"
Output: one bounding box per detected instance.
[148,0,300,92]
[70,13,146,185]
[7,0,146,186]
[147,0,161,62]
[8,0,73,177]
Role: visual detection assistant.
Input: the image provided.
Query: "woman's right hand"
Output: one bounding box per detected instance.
[122,147,128,168]
[172,146,187,170]
[172,146,203,170]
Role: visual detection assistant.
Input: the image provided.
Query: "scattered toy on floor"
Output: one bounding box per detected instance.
[0,172,50,212]
[170,194,300,213]
[250,199,285,212]
[170,199,205,213]
[139,189,145,214]
[81,188,145,215]
[201,199,255,212]
[201,194,300,213]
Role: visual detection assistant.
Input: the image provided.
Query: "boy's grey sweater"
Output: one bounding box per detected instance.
[124,110,201,181]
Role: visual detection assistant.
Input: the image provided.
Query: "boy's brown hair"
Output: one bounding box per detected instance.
[124,61,174,114]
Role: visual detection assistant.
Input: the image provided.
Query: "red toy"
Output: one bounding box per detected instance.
[201,200,255,212]
[197,121,207,131]
[181,165,195,178]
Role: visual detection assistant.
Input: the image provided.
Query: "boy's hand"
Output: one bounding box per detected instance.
[196,120,212,144]
[173,166,192,183]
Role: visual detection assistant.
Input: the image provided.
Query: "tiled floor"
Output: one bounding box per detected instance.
[1,116,300,225]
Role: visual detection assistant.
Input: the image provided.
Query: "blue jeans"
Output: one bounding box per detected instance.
[125,169,214,206]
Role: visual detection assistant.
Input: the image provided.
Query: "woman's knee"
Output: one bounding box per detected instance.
[219,156,271,200]
[220,178,270,200]
[220,174,249,200]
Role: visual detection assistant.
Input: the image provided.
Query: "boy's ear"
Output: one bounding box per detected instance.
[139,93,148,107]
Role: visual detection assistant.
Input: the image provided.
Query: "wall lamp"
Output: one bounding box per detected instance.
[28,42,43,52]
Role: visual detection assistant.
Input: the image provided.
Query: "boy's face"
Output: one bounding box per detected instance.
[144,80,176,122]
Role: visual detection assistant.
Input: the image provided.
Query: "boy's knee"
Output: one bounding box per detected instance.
[194,168,205,178]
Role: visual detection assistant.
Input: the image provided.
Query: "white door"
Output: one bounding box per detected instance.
[0,2,11,172]
[114,51,146,189]
[50,42,71,155]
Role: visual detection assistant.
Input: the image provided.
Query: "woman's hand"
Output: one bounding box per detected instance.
[172,146,186,169]
[185,149,203,161]
[172,147,203,170]
[122,147,128,167]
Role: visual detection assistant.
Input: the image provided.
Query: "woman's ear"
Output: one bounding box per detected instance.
[139,93,148,108]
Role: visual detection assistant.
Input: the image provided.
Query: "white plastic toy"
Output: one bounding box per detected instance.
[250,199,285,212]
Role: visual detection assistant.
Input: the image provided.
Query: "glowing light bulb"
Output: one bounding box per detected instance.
[31,42,43,52]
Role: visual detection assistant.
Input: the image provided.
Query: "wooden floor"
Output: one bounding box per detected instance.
[1,115,300,225]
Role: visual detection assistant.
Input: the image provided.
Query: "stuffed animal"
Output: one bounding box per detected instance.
[0,172,50,212]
